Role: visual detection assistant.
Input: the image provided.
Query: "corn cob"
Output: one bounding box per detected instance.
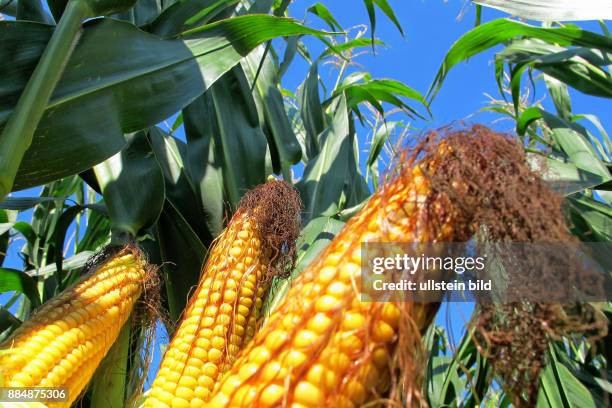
[203,167,454,408]
[146,180,300,408]
[0,246,151,408]
[205,153,463,407]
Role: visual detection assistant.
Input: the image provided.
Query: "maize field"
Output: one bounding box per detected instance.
[0,0,610,407]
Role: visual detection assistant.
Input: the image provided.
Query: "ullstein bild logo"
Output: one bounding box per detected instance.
[360,242,612,303]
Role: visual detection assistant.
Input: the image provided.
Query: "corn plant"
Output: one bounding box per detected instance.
[0,0,610,407]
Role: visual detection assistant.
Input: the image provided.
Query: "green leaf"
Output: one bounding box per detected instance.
[94,132,165,239]
[149,0,238,38]
[148,126,218,242]
[17,0,54,23]
[572,113,612,160]
[25,250,94,278]
[204,67,269,206]
[0,0,18,16]
[0,268,40,307]
[566,194,612,242]
[334,78,429,119]
[90,322,131,407]
[294,216,345,274]
[0,196,65,211]
[528,154,608,196]
[297,94,354,222]
[428,18,612,103]
[76,211,111,253]
[370,0,403,35]
[363,0,403,44]
[367,121,398,188]
[0,15,327,191]
[0,307,22,343]
[540,111,611,182]
[538,344,598,407]
[155,200,206,323]
[182,96,225,238]
[0,210,11,266]
[518,109,611,195]
[298,64,326,160]
[474,0,612,22]
[112,0,163,26]
[241,46,303,168]
[319,37,384,59]
[307,2,342,31]
[545,75,572,121]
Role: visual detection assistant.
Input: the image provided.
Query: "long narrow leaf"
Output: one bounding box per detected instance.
[0,15,328,191]
[474,0,612,22]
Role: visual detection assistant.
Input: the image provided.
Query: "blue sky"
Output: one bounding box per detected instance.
[2,0,611,391]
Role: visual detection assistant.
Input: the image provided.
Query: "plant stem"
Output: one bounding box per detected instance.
[0,0,90,199]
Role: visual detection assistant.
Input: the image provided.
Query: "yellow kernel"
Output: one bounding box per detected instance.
[237,304,250,316]
[306,364,338,391]
[171,397,190,408]
[327,282,348,297]
[232,385,257,405]
[345,379,366,404]
[198,375,214,390]
[315,295,340,312]
[191,347,207,360]
[294,330,319,349]
[339,263,360,280]
[372,321,395,342]
[285,350,307,368]
[194,386,210,400]
[380,304,400,327]
[238,363,259,380]
[261,361,286,381]
[220,375,242,394]
[249,346,270,364]
[318,266,337,283]
[175,386,195,401]
[178,375,198,389]
[260,384,284,407]
[208,348,223,363]
[186,357,204,369]
[307,313,333,334]
[342,312,366,330]
[264,330,288,350]
[324,252,342,267]
[294,381,324,406]
[190,397,205,407]
[211,336,225,349]
[202,362,218,378]
[339,334,363,354]
[372,347,389,368]
[195,338,211,349]
[323,351,350,372]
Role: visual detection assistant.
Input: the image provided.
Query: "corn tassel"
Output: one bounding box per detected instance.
[206,157,462,407]
[0,246,151,408]
[146,180,300,408]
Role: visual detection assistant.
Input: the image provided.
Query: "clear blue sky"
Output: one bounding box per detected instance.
[3,0,611,390]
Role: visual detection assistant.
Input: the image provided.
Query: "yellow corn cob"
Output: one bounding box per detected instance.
[205,159,460,407]
[0,246,151,408]
[146,180,300,408]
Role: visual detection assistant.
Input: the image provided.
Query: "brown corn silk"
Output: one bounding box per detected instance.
[207,125,586,407]
[0,246,153,408]
[146,180,301,408]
